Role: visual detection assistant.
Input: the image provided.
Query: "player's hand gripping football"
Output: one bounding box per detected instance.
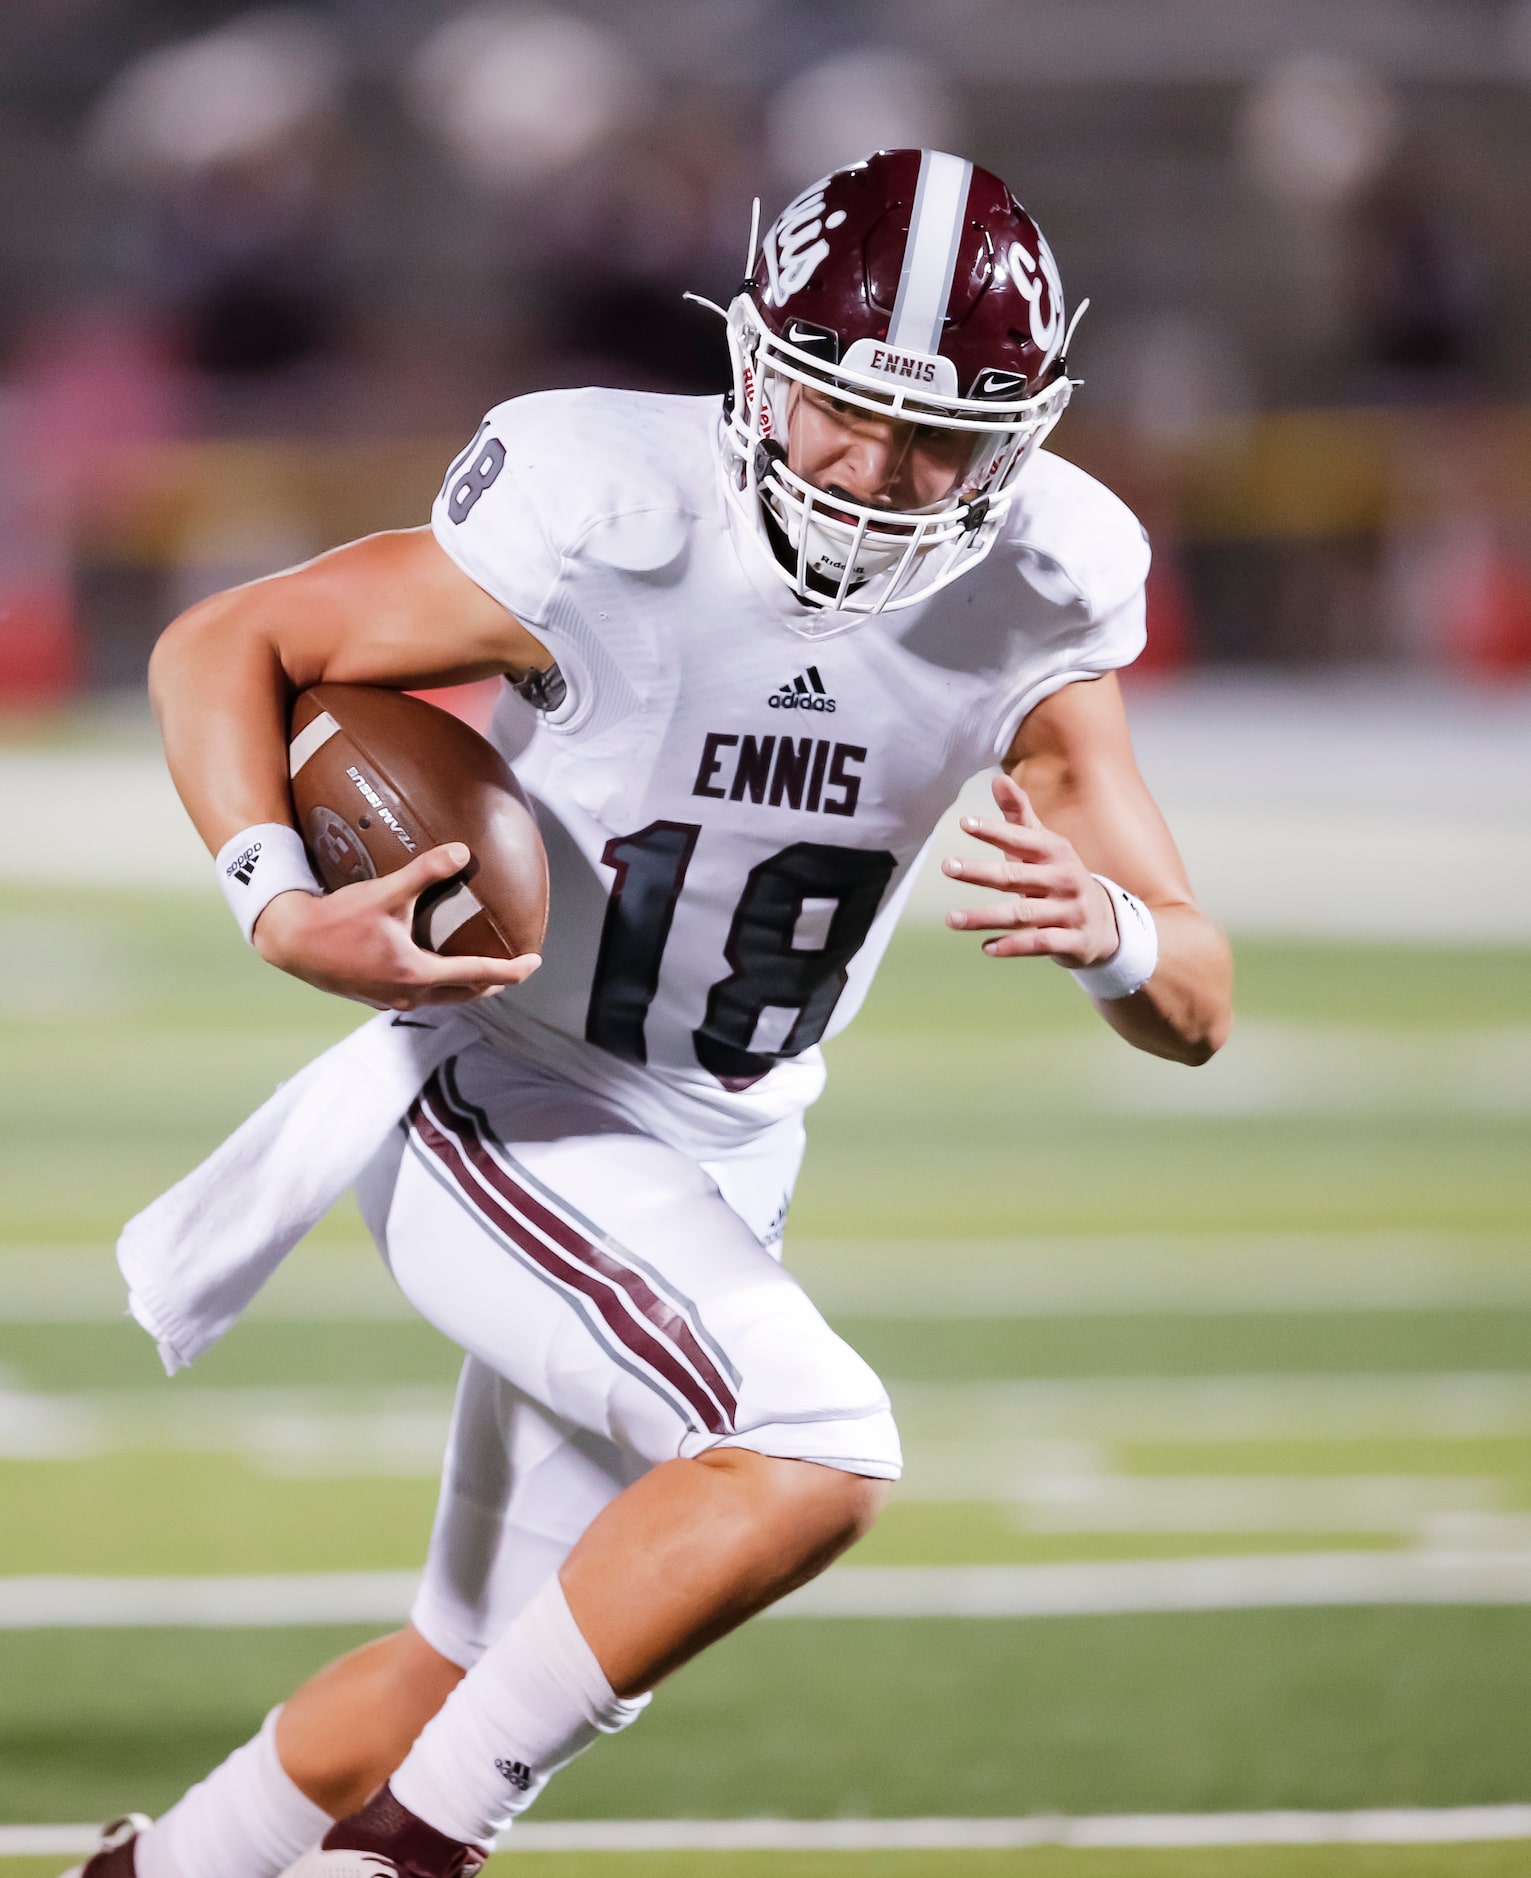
[942,774,1121,966]
[253,842,542,1010]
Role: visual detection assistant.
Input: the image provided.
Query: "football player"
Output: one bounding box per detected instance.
[72,150,1231,1878]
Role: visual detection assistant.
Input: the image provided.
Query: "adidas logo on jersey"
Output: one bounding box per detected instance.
[495,1758,533,1791]
[769,665,836,713]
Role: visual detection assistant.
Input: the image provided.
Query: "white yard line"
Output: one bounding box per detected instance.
[0,752,209,887]
[0,1830,97,1856]
[0,1382,457,1471]
[0,1572,422,1628]
[793,1232,1531,1319]
[509,1808,1531,1849]
[8,1807,1531,1856]
[893,1372,1531,1442]
[12,1373,1531,1467]
[778,1555,1531,1615]
[905,678,1531,941]
[9,1232,1531,1322]
[5,679,1531,938]
[11,1553,1531,1629]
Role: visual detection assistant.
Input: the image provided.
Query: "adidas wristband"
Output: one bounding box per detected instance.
[215,823,323,945]
[1069,874,1159,1001]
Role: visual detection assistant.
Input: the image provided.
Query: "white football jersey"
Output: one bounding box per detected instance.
[431,389,1148,1145]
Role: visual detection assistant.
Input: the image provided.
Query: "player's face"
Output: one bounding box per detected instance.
[786,384,979,519]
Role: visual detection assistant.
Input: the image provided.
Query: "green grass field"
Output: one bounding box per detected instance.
[2,883,1530,1875]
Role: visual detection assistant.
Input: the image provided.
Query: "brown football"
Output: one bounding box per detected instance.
[288,683,548,961]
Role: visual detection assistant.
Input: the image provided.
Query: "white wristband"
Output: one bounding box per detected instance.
[1070,874,1159,1000]
[215,823,323,944]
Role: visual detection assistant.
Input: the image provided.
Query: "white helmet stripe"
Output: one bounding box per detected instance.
[886,149,973,357]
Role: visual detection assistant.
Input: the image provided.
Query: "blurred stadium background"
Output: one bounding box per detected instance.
[2,2,1530,1875]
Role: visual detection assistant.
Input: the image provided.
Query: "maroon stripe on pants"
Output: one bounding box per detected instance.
[422,1072,740,1420]
[410,1090,736,1435]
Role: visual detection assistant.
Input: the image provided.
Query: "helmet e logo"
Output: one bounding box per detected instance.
[1008,237,1064,365]
[763,187,847,306]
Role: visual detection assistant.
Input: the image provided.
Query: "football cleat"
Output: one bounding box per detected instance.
[60,1814,153,1878]
[709,147,1087,621]
[280,1787,485,1878]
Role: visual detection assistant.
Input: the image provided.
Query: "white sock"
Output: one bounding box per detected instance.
[391,1575,649,1843]
[136,1707,330,1878]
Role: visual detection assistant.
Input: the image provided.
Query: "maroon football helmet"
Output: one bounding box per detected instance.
[717,148,1083,624]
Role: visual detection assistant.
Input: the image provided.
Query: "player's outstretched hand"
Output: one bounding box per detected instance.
[941,774,1120,967]
[252,842,542,1009]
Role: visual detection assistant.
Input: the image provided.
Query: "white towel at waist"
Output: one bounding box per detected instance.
[117,1007,477,1374]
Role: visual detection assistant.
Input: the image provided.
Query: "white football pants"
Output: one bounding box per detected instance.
[355,1041,900,1668]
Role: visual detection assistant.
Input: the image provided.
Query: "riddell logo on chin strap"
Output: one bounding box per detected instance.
[769,665,836,712]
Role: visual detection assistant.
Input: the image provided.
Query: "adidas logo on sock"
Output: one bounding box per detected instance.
[226,843,262,886]
[768,665,836,713]
[495,1758,533,1791]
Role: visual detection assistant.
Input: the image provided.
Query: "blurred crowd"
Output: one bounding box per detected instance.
[2,0,1531,700]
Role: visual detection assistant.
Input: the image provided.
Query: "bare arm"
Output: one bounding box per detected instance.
[151,526,550,848]
[149,526,554,1008]
[942,673,1232,1064]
